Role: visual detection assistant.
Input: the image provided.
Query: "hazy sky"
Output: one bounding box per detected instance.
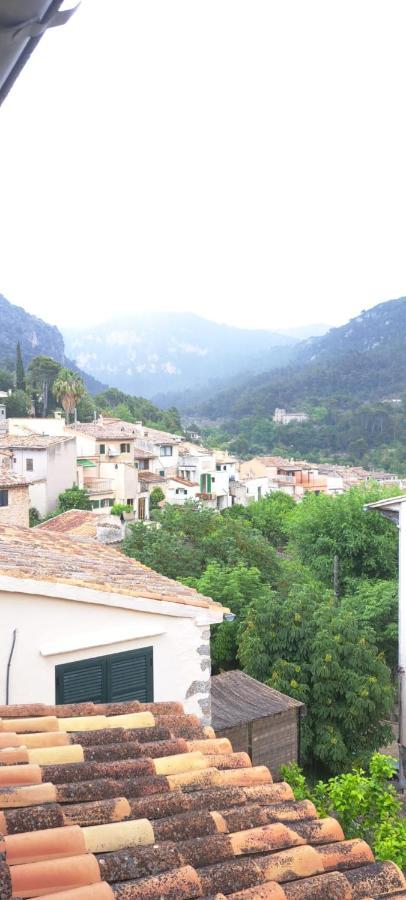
[0,0,405,333]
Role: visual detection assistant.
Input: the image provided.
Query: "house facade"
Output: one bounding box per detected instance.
[0,522,227,720]
[0,433,77,517]
[0,457,29,527]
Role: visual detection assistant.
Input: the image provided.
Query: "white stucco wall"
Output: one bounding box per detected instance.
[45,439,77,512]
[7,418,66,437]
[0,589,211,718]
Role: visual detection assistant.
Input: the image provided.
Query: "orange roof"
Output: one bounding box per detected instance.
[0,524,225,611]
[0,700,402,898]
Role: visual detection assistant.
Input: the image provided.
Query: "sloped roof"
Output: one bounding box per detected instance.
[168,476,199,487]
[36,509,104,540]
[0,699,403,898]
[68,422,141,441]
[211,671,304,731]
[0,524,224,611]
[0,433,74,449]
[139,471,167,484]
[0,468,28,488]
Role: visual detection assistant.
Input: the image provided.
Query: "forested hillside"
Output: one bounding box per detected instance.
[198,297,406,470]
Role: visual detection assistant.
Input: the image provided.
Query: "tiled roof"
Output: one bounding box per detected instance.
[0,524,224,611]
[133,447,157,460]
[139,472,167,484]
[0,434,74,449]
[36,510,103,540]
[0,468,28,488]
[67,423,141,441]
[0,700,403,899]
[211,671,304,731]
[169,476,199,487]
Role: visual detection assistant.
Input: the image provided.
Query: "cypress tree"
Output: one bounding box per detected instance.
[16,342,25,390]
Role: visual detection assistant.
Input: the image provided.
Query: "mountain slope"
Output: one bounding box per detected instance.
[63,312,297,397]
[0,294,105,394]
[200,297,406,420]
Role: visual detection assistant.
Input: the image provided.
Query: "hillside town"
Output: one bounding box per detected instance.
[0,402,404,529]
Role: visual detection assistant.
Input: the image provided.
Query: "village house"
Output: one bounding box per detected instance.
[0,522,227,719]
[273,407,308,425]
[163,475,200,505]
[0,433,77,517]
[67,421,150,521]
[0,454,29,527]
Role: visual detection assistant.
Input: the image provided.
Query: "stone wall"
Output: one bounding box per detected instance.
[0,485,29,527]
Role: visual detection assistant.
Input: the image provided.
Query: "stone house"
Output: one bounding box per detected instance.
[0,457,29,527]
[0,433,77,517]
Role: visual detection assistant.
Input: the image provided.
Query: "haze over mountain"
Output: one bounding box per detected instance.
[200,297,406,420]
[0,294,105,394]
[63,312,298,397]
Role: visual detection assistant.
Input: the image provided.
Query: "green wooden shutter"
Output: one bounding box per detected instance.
[107,648,153,703]
[207,473,212,492]
[56,657,106,704]
[55,648,153,705]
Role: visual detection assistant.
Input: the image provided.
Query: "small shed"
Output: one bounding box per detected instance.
[211,670,304,780]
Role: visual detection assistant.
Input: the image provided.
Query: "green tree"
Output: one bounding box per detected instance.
[150,487,165,510]
[341,579,398,673]
[5,390,31,417]
[15,343,25,390]
[0,369,13,391]
[190,562,272,672]
[76,393,96,423]
[27,356,61,417]
[239,574,393,773]
[124,520,204,580]
[246,491,296,548]
[29,508,41,527]
[288,486,400,590]
[53,369,85,423]
[57,486,92,512]
[282,754,406,869]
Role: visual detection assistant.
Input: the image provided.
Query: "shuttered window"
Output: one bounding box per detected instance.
[55,647,153,705]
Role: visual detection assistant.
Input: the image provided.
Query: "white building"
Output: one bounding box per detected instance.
[164,476,200,505]
[0,433,77,517]
[68,421,150,520]
[0,520,227,720]
[273,408,308,425]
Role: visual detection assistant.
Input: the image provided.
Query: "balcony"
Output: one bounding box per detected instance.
[107,446,120,457]
[84,478,115,495]
[178,455,198,468]
[197,492,215,501]
[276,474,295,484]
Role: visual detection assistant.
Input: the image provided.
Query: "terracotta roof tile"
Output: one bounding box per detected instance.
[0,433,74,449]
[0,700,403,900]
[0,524,224,611]
[0,468,29,488]
[36,509,102,539]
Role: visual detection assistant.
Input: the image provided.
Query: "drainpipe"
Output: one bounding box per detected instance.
[6,628,17,704]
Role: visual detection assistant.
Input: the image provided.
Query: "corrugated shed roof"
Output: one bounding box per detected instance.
[0,699,402,899]
[211,671,304,731]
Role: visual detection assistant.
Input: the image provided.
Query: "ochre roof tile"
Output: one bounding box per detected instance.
[0,524,225,611]
[0,700,403,899]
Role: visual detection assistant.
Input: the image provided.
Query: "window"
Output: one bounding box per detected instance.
[0,490,8,507]
[91,499,100,509]
[138,460,149,470]
[26,458,34,472]
[55,647,153,704]
[159,470,165,477]
[175,488,187,495]
[159,445,172,457]
[120,443,130,454]
[216,464,221,471]
[99,444,105,455]
[127,498,133,506]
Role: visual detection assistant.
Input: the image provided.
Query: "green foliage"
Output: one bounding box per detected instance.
[28,507,41,527]
[94,389,182,434]
[5,389,31,417]
[0,368,13,391]
[190,563,272,672]
[27,355,61,417]
[150,487,165,510]
[239,571,394,772]
[287,486,399,590]
[281,755,406,869]
[57,486,92,512]
[245,491,296,547]
[76,393,96,422]
[341,579,398,672]
[15,343,25,391]
[111,503,132,516]
[53,369,85,423]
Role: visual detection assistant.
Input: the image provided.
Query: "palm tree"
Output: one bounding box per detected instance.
[53,368,85,423]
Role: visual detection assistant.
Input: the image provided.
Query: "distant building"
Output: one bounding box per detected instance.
[0,453,29,527]
[273,408,308,425]
[0,433,76,518]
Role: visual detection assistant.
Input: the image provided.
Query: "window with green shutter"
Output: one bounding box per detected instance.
[55,647,153,705]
